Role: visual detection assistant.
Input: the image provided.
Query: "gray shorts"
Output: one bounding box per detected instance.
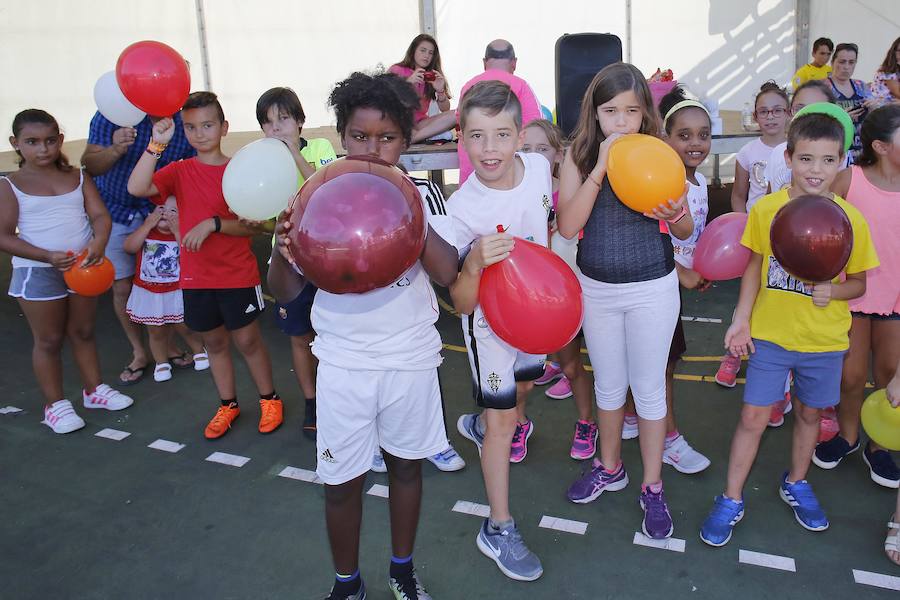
[8,266,70,301]
[107,218,144,280]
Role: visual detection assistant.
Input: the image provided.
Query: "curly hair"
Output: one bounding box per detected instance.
[329,71,421,145]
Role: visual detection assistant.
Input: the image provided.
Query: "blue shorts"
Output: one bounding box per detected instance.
[107,219,143,280]
[744,339,845,409]
[274,283,317,337]
[8,266,70,301]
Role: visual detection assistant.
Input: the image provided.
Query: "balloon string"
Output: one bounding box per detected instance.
[496,224,507,233]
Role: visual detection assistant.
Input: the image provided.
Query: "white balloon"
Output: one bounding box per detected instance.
[93,71,146,127]
[222,138,299,221]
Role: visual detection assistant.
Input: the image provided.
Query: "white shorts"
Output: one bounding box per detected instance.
[315,362,447,485]
[461,313,546,410]
[126,285,184,325]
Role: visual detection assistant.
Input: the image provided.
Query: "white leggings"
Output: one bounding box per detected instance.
[579,269,680,420]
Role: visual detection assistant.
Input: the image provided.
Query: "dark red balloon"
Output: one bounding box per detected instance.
[479,237,583,354]
[770,194,853,282]
[116,41,191,117]
[288,156,426,294]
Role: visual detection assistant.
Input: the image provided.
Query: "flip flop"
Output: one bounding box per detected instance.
[119,364,148,386]
[169,351,194,370]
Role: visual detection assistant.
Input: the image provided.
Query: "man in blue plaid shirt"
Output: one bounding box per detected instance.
[81,112,195,384]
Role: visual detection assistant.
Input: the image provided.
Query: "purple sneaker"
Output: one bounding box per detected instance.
[567,461,629,504]
[570,420,598,460]
[640,483,674,539]
[534,362,563,386]
[510,420,534,463]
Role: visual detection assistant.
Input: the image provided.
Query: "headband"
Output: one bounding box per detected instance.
[662,100,711,128]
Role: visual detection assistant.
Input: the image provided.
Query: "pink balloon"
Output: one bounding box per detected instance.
[693,212,751,281]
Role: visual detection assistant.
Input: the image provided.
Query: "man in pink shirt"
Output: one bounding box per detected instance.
[457,39,543,183]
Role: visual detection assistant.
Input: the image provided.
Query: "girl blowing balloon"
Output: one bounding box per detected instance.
[0,109,133,434]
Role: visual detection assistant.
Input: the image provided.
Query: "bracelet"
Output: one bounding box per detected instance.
[146,141,168,159]
[213,215,221,233]
[587,174,603,187]
[667,206,688,223]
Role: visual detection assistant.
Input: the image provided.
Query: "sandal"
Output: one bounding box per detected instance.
[119,364,148,386]
[886,516,900,566]
[169,351,194,370]
[193,352,210,372]
[154,363,173,383]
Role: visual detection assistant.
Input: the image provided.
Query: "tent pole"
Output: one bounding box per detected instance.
[195,0,213,91]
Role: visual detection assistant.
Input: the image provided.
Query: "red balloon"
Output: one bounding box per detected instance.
[288,156,426,294]
[116,41,191,117]
[479,236,583,354]
[693,212,751,281]
[63,252,115,297]
[770,194,853,282]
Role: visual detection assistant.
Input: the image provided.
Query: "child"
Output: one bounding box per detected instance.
[813,104,900,488]
[127,92,282,439]
[828,43,870,164]
[0,109,133,433]
[870,36,900,107]
[256,86,336,439]
[557,63,692,541]
[791,37,834,90]
[699,112,878,547]
[268,71,459,600]
[389,34,456,143]
[450,81,551,580]
[122,196,207,382]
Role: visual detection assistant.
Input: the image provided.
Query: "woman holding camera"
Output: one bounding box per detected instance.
[390,34,456,143]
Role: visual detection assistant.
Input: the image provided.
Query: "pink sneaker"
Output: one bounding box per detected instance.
[546,376,573,399]
[715,354,741,388]
[818,407,839,443]
[622,413,639,440]
[570,420,598,460]
[534,362,563,386]
[768,393,793,428]
[510,419,534,463]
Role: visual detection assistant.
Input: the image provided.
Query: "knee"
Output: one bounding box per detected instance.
[35,332,65,354]
[739,406,770,433]
[233,330,263,355]
[561,359,585,381]
[385,455,421,484]
[633,391,668,421]
[794,403,820,426]
[484,409,517,437]
[204,333,229,354]
[324,481,359,506]
[147,326,167,342]
[112,278,132,302]
[67,323,95,344]
[841,367,867,393]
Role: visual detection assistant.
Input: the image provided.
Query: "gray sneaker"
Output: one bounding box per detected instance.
[324,580,366,599]
[476,518,543,581]
[389,570,432,599]
[457,413,485,455]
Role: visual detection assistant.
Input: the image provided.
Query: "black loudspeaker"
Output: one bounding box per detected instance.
[555,33,623,137]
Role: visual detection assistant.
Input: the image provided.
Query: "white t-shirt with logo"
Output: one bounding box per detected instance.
[310,176,455,372]
[448,152,552,331]
[736,138,778,210]
[670,171,708,270]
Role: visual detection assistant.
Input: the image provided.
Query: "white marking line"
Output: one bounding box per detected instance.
[452,500,491,518]
[148,439,185,453]
[682,316,723,324]
[738,549,796,572]
[277,466,322,484]
[367,484,389,498]
[205,452,250,467]
[94,428,131,441]
[539,515,588,535]
[852,569,900,591]
[632,532,685,552]
[0,406,23,414]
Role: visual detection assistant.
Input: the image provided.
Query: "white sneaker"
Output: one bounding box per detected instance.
[42,399,86,434]
[371,451,388,473]
[194,352,210,371]
[427,445,466,472]
[663,434,711,474]
[622,414,639,440]
[154,363,173,382]
[83,384,134,411]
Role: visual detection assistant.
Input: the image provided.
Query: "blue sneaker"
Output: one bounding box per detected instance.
[457,413,484,456]
[779,472,829,531]
[699,495,744,547]
[426,445,466,472]
[476,518,543,581]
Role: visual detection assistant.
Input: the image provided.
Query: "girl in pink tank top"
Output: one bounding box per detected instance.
[821,104,900,486]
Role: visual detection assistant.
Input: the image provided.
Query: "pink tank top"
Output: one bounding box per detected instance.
[846,165,900,314]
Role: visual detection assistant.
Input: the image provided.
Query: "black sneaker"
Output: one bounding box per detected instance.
[325,580,366,600]
[863,443,900,489]
[812,435,859,469]
[388,570,432,599]
[303,399,316,441]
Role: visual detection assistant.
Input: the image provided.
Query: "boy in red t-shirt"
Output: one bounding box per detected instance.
[128,92,282,438]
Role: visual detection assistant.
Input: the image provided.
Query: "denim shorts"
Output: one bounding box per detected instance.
[107,219,144,280]
[744,339,845,409]
[8,266,70,301]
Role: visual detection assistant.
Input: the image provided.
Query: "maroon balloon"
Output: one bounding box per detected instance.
[288,156,426,294]
[479,236,584,354]
[770,194,853,282]
[693,212,751,281]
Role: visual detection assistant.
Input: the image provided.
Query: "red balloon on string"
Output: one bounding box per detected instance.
[288,156,427,294]
[693,212,751,281]
[479,227,583,354]
[770,195,853,282]
[116,41,191,117]
[63,251,115,297]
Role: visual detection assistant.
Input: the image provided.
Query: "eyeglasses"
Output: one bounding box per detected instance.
[756,107,787,118]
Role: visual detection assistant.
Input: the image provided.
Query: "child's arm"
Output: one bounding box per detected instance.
[676,262,710,292]
[812,272,866,307]
[123,206,164,254]
[556,133,623,239]
[181,217,260,252]
[724,252,763,357]
[0,180,77,270]
[266,207,306,303]
[127,118,176,198]
[420,225,458,288]
[81,175,112,267]
[448,233,514,315]
[731,163,750,213]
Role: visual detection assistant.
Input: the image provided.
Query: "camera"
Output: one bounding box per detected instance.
[423,71,436,82]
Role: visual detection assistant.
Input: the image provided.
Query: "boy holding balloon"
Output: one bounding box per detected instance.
[699,112,878,547]
[127,92,282,439]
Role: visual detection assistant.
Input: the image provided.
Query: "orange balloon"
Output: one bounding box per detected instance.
[63,251,115,297]
[607,134,686,214]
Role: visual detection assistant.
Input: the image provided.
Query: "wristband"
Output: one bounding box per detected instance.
[667,206,687,223]
[146,140,168,159]
[587,174,602,187]
[213,215,222,233]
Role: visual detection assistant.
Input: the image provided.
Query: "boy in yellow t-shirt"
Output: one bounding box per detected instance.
[791,37,834,90]
[699,112,879,547]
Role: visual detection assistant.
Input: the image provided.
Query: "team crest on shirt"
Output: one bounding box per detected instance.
[278,307,288,319]
[766,256,812,297]
[391,276,411,288]
[477,317,488,329]
[542,194,551,212]
[487,372,502,393]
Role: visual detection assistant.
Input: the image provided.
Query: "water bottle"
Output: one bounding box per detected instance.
[741,102,754,131]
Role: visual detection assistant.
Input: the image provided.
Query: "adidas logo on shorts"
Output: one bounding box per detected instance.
[320,448,337,463]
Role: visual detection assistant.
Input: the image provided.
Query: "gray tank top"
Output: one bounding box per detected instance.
[576,177,675,284]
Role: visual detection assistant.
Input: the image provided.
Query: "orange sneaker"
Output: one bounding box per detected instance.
[259,397,283,434]
[205,403,240,439]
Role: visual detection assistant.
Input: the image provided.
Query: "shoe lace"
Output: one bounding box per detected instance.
[511,423,524,445]
[724,355,741,373]
[394,571,425,599]
[575,422,592,442]
[210,405,233,428]
[260,399,278,421]
[500,526,531,560]
[643,489,669,518]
